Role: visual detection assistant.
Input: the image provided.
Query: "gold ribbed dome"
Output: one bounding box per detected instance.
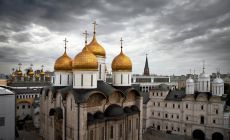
[28,69,34,76]
[112,45,132,71]
[86,35,106,57]
[54,52,72,71]
[73,46,98,70]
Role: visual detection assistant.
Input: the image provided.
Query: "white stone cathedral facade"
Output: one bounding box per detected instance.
[143,67,230,140]
[40,23,143,140]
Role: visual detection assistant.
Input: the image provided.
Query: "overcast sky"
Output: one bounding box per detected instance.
[0,0,230,75]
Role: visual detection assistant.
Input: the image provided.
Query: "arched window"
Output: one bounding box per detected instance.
[121,74,123,84]
[128,74,130,84]
[60,74,62,85]
[91,74,93,86]
[200,116,204,124]
[99,64,101,79]
[81,74,83,86]
[67,74,69,84]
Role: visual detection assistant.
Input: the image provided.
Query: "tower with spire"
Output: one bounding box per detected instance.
[143,53,150,76]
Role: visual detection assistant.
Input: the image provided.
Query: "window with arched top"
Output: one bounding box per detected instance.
[81,74,83,86]
[60,74,61,85]
[91,74,93,86]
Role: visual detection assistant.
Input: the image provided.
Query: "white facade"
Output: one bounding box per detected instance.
[73,70,97,89]
[97,56,106,81]
[54,70,73,86]
[0,87,15,140]
[112,71,132,86]
[143,70,230,140]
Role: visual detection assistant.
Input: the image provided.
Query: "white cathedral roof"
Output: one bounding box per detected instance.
[213,77,224,84]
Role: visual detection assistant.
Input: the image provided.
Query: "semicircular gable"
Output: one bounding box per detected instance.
[86,92,107,107]
[125,89,141,102]
[108,90,125,104]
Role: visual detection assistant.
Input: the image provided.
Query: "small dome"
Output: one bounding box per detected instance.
[112,48,132,71]
[16,69,23,76]
[131,105,140,112]
[199,72,209,78]
[73,46,98,70]
[124,106,132,113]
[213,78,224,84]
[54,52,72,71]
[186,77,194,83]
[104,104,124,117]
[94,111,104,119]
[86,35,106,57]
[28,69,34,76]
[40,70,45,75]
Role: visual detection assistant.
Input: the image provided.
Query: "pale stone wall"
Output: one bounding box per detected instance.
[144,89,230,140]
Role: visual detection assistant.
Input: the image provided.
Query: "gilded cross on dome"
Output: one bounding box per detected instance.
[18,63,22,69]
[92,21,98,35]
[63,38,68,52]
[83,30,89,45]
[120,37,123,50]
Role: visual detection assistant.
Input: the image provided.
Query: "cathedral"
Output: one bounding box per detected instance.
[40,22,143,140]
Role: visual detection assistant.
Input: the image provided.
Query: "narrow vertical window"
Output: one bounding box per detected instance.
[129,120,131,132]
[81,74,83,86]
[110,126,113,138]
[136,118,139,129]
[73,74,75,86]
[70,98,72,111]
[207,81,208,90]
[101,127,104,140]
[119,124,122,137]
[68,74,69,84]
[128,74,130,84]
[90,130,93,140]
[99,64,101,79]
[121,74,123,84]
[91,74,93,86]
[60,74,61,85]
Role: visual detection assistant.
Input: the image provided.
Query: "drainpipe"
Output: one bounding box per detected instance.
[77,103,80,140]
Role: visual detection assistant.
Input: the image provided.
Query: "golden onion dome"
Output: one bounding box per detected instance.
[54,51,72,71]
[86,35,106,57]
[112,41,132,71]
[35,74,40,78]
[73,46,98,70]
[28,69,34,76]
[40,70,45,75]
[17,69,23,76]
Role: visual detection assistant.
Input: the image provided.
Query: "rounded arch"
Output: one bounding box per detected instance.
[192,129,205,140]
[125,89,140,102]
[86,91,107,107]
[109,90,125,104]
[212,132,223,140]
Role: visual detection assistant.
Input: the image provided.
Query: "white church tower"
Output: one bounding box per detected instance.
[197,61,210,92]
[212,71,224,96]
[86,21,106,81]
[72,30,98,89]
[186,70,194,95]
[112,38,132,87]
[54,38,73,87]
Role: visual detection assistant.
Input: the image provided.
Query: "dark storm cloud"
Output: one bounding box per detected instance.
[0,0,229,74]
[0,35,9,42]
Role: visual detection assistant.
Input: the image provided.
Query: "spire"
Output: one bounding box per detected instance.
[143,53,150,76]
[92,21,98,36]
[120,37,123,53]
[63,38,68,53]
[202,60,205,73]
